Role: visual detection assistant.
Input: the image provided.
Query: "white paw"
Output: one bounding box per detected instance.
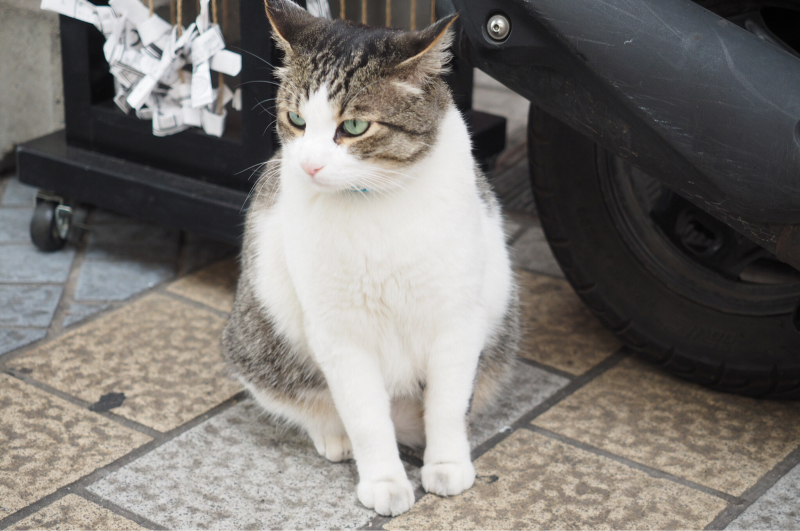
[310,431,353,462]
[421,461,476,497]
[357,477,415,516]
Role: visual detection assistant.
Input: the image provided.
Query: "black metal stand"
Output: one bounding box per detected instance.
[17,2,506,246]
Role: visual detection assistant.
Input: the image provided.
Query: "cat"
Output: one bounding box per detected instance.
[222,0,520,517]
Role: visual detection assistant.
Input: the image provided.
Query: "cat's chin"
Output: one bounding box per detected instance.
[305,177,367,195]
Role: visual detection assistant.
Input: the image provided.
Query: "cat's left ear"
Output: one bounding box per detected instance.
[264,0,316,53]
[393,14,458,80]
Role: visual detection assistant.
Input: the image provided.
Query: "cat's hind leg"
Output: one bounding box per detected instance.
[244,383,353,462]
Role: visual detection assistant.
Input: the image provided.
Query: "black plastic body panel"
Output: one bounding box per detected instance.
[439,0,800,263]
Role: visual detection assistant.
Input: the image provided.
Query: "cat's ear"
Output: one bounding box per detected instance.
[393,14,458,81]
[264,0,315,53]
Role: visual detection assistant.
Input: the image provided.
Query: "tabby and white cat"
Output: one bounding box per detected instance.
[222,0,520,516]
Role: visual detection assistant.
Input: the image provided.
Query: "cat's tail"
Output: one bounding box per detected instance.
[391,398,425,449]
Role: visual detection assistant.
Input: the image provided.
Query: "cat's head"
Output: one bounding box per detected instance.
[264,0,457,194]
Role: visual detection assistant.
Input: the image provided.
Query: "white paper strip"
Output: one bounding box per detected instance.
[191,24,225,64]
[127,74,158,109]
[94,6,120,35]
[201,108,226,137]
[41,0,98,24]
[232,88,242,111]
[41,0,237,138]
[210,49,241,76]
[137,14,171,47]
[196,0,210,33]
[191,60,213,108]
[109,0,148,26]
[113,89,132,113]
[153,104,188,136]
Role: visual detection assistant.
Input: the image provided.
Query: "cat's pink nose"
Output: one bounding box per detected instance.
[301,162,324,177]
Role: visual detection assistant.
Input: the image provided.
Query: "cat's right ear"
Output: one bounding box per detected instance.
[264,0,315,52]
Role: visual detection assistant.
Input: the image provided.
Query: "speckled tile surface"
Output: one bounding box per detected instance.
[0,178,36,207]
[726,463,800,530]
[72,219,180,302]
[516,270,620,375]
[0,208,32,243]
[7,495,146,531]
[468,361,568,448]
[533,358,800,496]
[0,244,76,283]
[13,294,240,432]
[511,225,564,278]
[167,258,238,313]
[0,375,151,519]
[0,285,63,327]
[74,260,176,302]
[387,429,726,530]
[0,328,47,356]
[88,400,376,530]
[61,302,112,328]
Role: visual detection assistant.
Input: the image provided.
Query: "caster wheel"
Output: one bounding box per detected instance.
[30,201,69,252]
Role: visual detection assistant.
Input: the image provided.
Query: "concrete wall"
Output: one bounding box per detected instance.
[0,0,64,172]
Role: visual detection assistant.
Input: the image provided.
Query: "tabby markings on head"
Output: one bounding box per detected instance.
[265,0,458,168]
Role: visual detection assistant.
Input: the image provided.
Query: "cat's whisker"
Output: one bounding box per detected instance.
[236,161,269,176]
[231,47,279,70]
[248,168,281,210]
[263,119,278,137]
[237,80,303,100]
[250,98,280,112]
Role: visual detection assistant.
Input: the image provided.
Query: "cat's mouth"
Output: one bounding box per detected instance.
[305,173,358,194]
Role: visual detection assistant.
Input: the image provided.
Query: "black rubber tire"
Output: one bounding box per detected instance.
[30,201,67,252]
[527,105,800,398]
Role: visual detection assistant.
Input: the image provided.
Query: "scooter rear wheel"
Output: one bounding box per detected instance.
[527,104,800,398]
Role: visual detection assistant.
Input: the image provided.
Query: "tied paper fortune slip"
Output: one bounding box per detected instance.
[40,0,243,138]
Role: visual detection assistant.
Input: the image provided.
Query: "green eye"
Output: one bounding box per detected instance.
[343,119,370,136]
[288,111,305,127]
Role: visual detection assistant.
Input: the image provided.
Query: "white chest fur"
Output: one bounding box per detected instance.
[250,106,512,396]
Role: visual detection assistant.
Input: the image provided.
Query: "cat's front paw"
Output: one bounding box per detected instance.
[421,460,476,497]
[310,431,353,462]
[357,477,415,516]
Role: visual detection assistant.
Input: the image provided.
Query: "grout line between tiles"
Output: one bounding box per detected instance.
[47,229,89,333]
[526,425,742,504]
[0,391,247,530]
[516,356,576,380]
[0,261,189,365]
[704,443,800,530]
[0,487,71,530]
[1,245,238,365]
[74,487,167,531]
[470,349,629,462]
[158,289,231,319]
[373,348,612,530]
[361,515,392,530]
[3,369,162,440]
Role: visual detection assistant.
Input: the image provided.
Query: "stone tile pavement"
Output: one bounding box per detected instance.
[2,76,800,530]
